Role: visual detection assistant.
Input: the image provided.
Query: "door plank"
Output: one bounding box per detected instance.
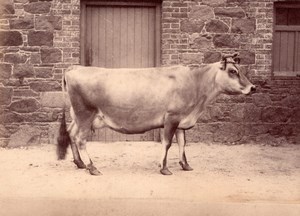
[113,7,121,68]
[280,31,288,71]
[86,6,92,66]
[141,7,149,67]
[105,7,113,68]
[134,7,142,68]
[120,7,128,67]
[273,31,281,72]
[99,7,106,67]
[91,7,99,66]
[127,7,135,67]
[148,7,155,67]
[287,31,295,71]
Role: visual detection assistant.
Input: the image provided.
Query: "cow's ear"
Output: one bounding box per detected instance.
[232,52,239,58]
[234,57,240,64]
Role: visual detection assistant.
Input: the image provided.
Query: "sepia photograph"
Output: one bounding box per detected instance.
[0,0,299,215]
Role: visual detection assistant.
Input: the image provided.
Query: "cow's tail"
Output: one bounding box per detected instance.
[56,69,71,160]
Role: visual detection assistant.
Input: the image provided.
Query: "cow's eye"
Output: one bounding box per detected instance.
[229,69,238,76]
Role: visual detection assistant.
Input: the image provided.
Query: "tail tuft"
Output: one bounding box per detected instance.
[57,108,71,160]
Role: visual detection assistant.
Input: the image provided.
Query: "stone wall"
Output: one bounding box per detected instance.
[0,0,299,147]
[160,0,300,145]
[0,0,80,147]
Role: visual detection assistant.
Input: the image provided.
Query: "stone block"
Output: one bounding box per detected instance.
[40,91,71,108]
[8,125,42,147]
[9,98,40,113]
[213,34,240,48]
[232,18,256,34]
[214,7,245,18]
[255,134,287,146]
[22,112,55,122]
[229,104,245,122]
[206,20,229,33]
[4,53,28,64]
[239,50,255,64]
[0,31,23,46]
[243,104,261,122]
[35,67,53,78]
[291,108,300,123]
[0,87,13,105]
[15,0,29,3]
[252,93,272,107]
[261,107,292,123]
[29,81,61,92]
[0,139,9,148]
[186,123,217,143]
[213,123,244,143]
[0,112,24,123]
[217,94,246,103]
[0,125,11,138]
[24,2,51,14]
[203,52,221,63]
[0,0,15,16]
[13,89,38,97]
[191,35,212,49]
[180,20,205,33]
[35,15,62,31]
[281,95,300,108]
[28,31,53,46]
[180,53,202,64]
[0,64,12,79]
[269,124,294,137]
[190,6,214,21]
[244,123,269,136]
[30,53,41,64]
[41,48,62,63]
[202,0,226,6]
[209,105,227,121]
[13,64,34,79]
[9,17,34,29]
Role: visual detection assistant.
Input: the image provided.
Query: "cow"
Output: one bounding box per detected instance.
[57,53,256,175]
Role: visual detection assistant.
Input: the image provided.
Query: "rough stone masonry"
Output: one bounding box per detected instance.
[0,0,299,147]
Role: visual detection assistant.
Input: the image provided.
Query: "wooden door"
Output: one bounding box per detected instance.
[81,1,161,142]
[273,3,300,76]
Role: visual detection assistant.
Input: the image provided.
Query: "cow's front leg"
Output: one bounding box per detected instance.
[159,117,179,175]
[175,129,193,171]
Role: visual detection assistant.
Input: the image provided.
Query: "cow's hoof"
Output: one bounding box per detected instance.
[160,168,173,175]
[87,164,102,176]
[179,161,193,171]
[74,160,86,169]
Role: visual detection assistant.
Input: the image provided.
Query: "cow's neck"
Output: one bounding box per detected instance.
[194,64,222,106]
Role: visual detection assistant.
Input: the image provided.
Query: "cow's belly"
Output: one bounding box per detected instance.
[92,109,164,134]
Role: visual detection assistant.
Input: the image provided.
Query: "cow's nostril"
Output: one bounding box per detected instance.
[250,85,256,92]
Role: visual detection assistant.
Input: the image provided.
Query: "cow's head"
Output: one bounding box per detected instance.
[216,53,256,95]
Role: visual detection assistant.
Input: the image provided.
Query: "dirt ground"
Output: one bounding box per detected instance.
[0,141,299,216]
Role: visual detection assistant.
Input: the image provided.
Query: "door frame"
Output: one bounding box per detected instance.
[80,0,161,67]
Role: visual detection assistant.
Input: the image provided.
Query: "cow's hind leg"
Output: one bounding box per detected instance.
[175,129,193,171]
[75,130,101,175]
[70,107,101,175]
[159,116,179,175]
[68,121,86,169]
